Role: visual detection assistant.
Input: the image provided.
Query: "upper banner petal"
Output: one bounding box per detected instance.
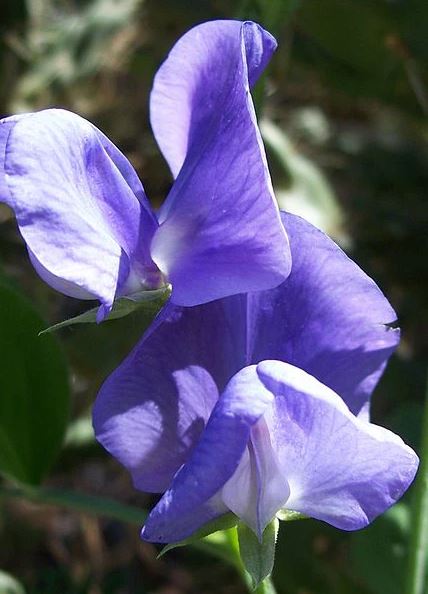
[2,109,157,310]
[150,21,290,306]
[257,360,418,530]
[141,365,274,543]
[248,212,400,416]
[150,20,276,178]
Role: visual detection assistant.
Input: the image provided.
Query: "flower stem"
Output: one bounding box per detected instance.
[253,576,277,594]
[406,372,428,594]
[255,577,277,594]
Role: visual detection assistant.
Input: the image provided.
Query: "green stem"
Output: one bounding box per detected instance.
[255,576,277,594]
[253,576,277,594]
[406,373,428,594]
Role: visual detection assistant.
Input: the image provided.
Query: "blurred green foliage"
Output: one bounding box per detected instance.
[0,281,69,485]
[0,570,27,594]
[0,0,427,593]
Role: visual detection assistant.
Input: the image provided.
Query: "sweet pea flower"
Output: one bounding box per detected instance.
[0,21,290,320]
[93,212,418,543]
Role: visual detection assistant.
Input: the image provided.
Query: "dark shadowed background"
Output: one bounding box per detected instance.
[0,1,427,593]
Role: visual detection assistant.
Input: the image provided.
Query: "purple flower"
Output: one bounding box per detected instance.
[0,21,290,320]
[93,212,418,543]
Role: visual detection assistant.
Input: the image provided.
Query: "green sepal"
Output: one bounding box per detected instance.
[39,285,171,334]
[158,512,238,557]
[275,509,307,522]
[238,518,279,590]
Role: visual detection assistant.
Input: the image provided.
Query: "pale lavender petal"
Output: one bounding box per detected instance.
[257,360,418,530]
[248,212,400,416]
[93,300,244,493]
[141,365,274,543]
[28,248,95,300]
[2,109,158,311]
[222,416,289,538]
[150,21,290,306]
[0,114,29,204]
[221,448,258,531]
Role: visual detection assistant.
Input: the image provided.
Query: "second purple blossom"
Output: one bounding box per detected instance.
[0,20,290,321]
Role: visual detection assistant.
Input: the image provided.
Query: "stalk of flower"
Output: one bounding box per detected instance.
[0,21,290,321]
[93,211,418,546]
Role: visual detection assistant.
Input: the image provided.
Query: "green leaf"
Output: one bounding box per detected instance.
[0,571,26,594]
[238,518,279,590]
[159,513,238,557]
[0,282,70,484]
[39,285,171,334]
